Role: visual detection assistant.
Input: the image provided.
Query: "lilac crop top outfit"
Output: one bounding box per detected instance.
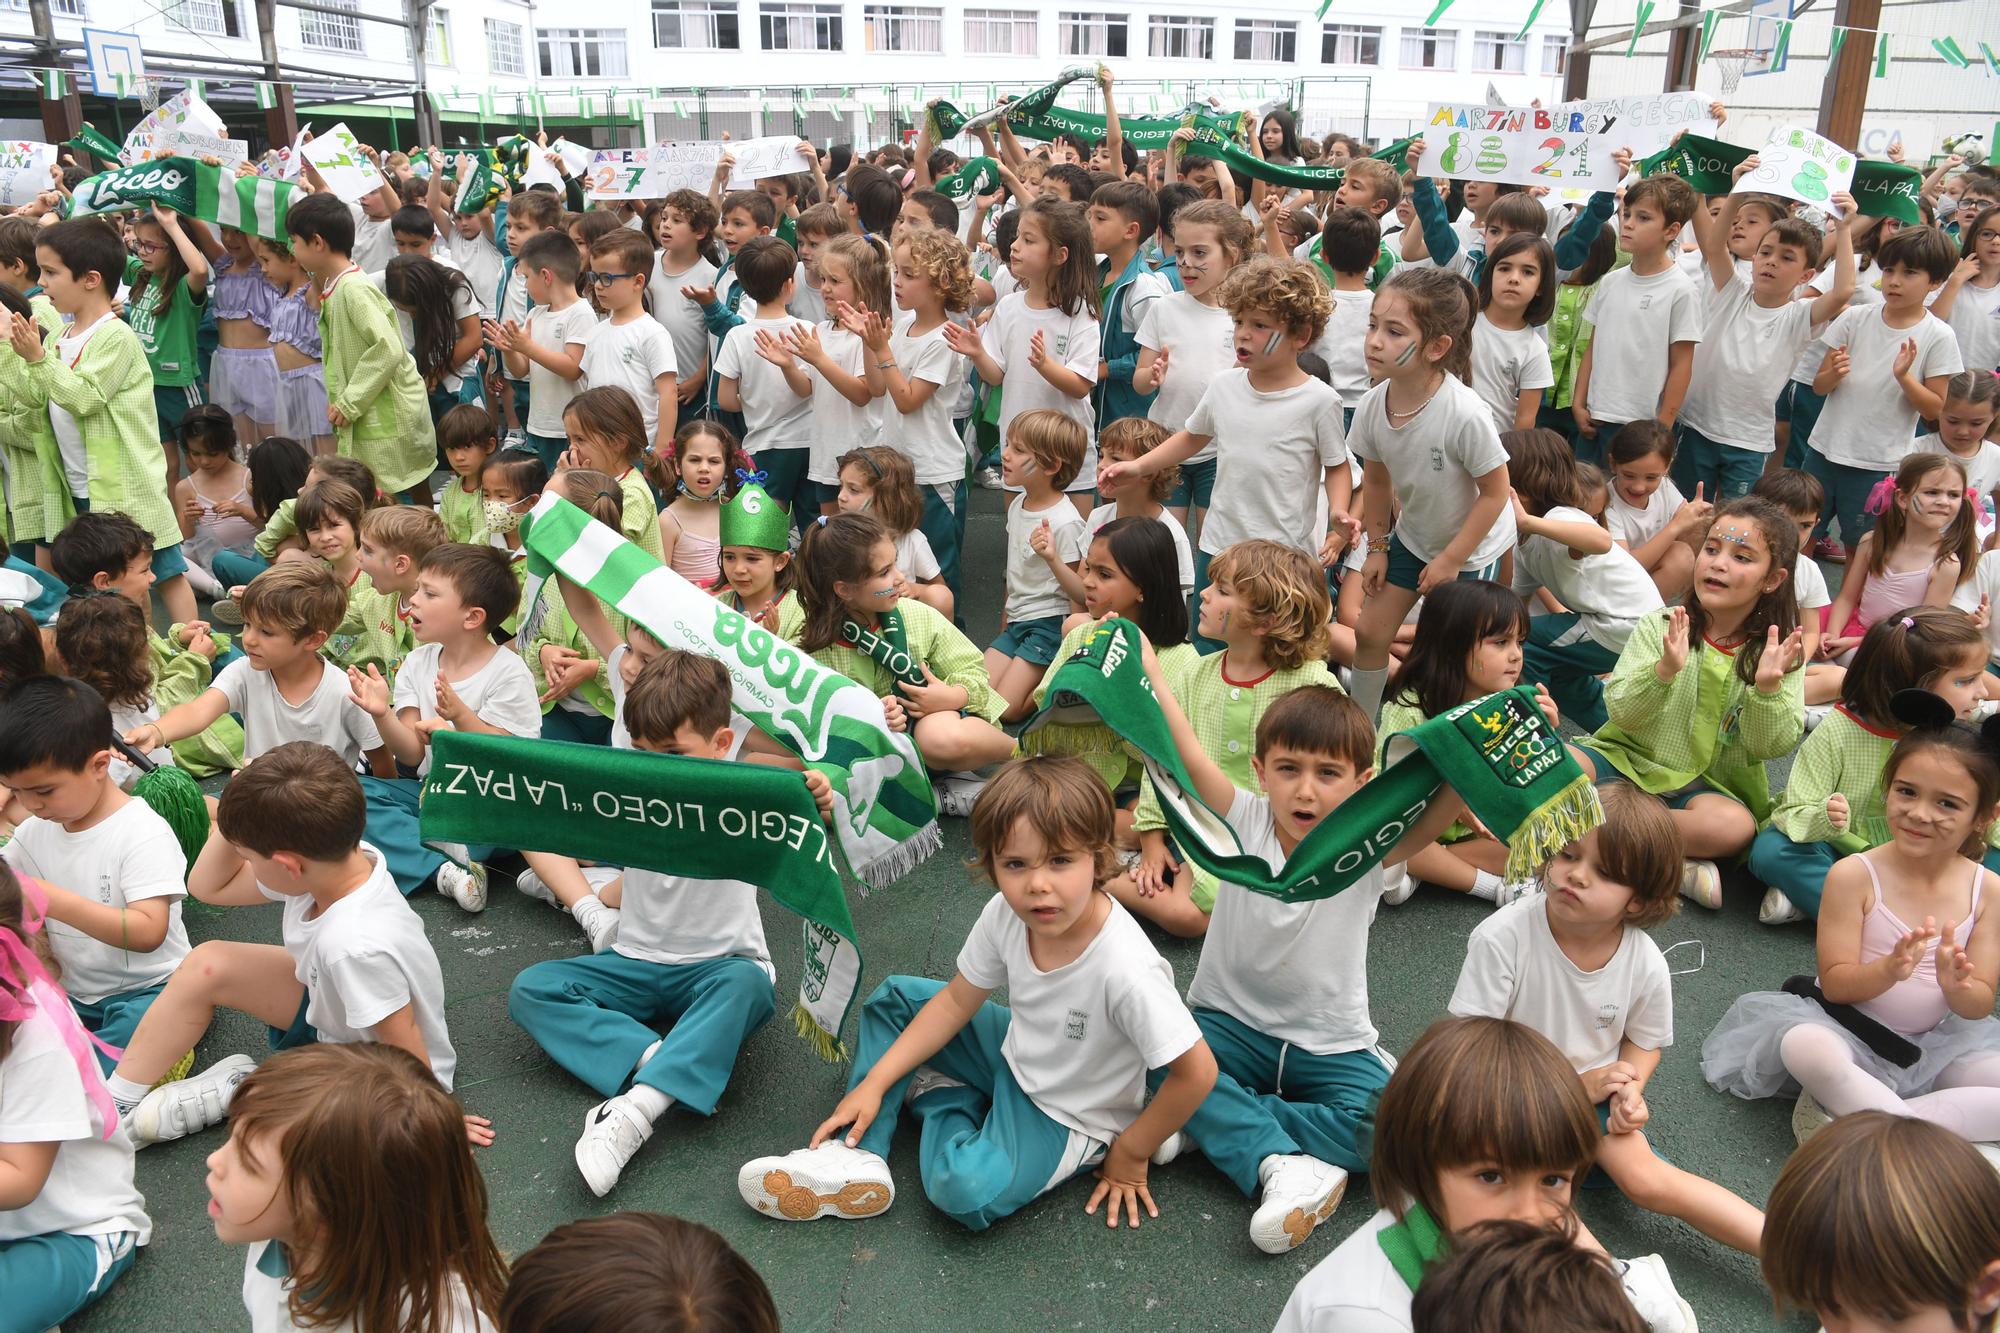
[206,252,282,429]
[269,285,330,442]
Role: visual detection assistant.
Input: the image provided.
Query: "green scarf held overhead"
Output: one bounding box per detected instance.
[1022,619,1602,895]
[66,156,299,241]
[1639,133,1924,225]
[1172,129,1417,193]
[517,494,941,888]
[841,610,925,692]
[418,732,864,1060]
[929,156,1003,202]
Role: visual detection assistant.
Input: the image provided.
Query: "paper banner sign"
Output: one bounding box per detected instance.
[548,137,592,177]
[0,142,56,206]
[1419,110,1622,191]
[521,150,564,191]
[121,91,226,166]
[300,123,385,202]
[722,135,813,185]
[1424,91,1713,160]
[156,130,248,165]
[1734,124,1855,209]
[587,147,657,199]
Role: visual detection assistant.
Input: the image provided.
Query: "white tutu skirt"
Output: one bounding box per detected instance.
[1701,989,2000,1101]
[209,347,280,423]
[277,364,330,440]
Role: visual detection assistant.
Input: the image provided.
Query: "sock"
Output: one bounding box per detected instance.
[1349,666,1389,719]
[106,1073,149,1111]
[571,893,607,925]
[623,1082,674,1125]
[1468,870,1503,902]
[637,1038,663,1069]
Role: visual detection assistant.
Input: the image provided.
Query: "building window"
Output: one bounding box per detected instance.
[1473,29,1526,72]
[1233,18,1294,62]
[1058,11,1126,57]
[1399,26,1456,69]
[167,0,243,37]
[654,0,740,48]
[1148,14,1213,60]
[298,0,363,52]
[485,18,525,73]
[1542,37,1566,74]
[760,2,842,50]
[2,0,87,15]
[406,8,451,63]
[537,27,628,76]
[964,7,1036,54]
[865,4,942,52]
[1320,22,1379,64]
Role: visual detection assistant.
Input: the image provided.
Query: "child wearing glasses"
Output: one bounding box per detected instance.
[577,229,678,460]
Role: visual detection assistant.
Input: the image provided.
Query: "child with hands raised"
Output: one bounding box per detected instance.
[1605,423,1713,603]
[789,234,889,514]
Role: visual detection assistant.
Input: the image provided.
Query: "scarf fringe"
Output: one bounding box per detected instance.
[793,1003,851,1064]
[1503,773,1607,885]
[851,820,942,892]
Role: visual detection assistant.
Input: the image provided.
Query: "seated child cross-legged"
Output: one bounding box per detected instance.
[1138,644,1472,1254]
[0,676,192,1071]
[100,742,479,1150]
[509,651,834,1197]
[736,755,1218,1233]
[1450,783,1767,1257]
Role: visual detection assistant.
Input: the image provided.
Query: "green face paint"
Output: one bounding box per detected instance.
[1394,344,1417,368]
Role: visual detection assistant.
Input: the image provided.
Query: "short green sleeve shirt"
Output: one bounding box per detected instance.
[122,255,206,387]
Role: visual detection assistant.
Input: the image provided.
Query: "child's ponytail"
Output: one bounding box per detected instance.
[794,512,889,654]
[825,232,893,320]
[1865,452,1977,583]
[1378,266,1477,383]
[1841,606,1988,728]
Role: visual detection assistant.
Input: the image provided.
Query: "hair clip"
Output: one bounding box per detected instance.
[734,467,768,487]
[1901,616,1916,629]
[1864,475,1898,516]
[816,515,829,527]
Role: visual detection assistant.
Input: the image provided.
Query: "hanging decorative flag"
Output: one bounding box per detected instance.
[1874,31,1891,76]
[38,69,67,99]
[1826,25,1847,67]
[186,78,204,99]
[424,90,443,113]
[1931,37,1967,67]
[1625,0,1655,57]
[1423,0,1458,27]
[1698,9,1720,60]
[1516,0,1551,43]
[1981,42,2000,78]
[478,91,496,117]
[113,72,128,96]
[255,81,277,109]
[1771,18,1793,67]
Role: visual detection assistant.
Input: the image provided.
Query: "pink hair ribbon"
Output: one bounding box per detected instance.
[1864,475,1898,516]
[0,877,123,1138]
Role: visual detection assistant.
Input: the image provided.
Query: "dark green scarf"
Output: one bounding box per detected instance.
[841,608,925,692]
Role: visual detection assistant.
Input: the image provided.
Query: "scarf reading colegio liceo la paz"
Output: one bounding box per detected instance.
[420,731,864,1059]
[1023,619,1601,897]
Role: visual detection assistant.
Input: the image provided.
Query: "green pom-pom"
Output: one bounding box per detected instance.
[132,766,210,868]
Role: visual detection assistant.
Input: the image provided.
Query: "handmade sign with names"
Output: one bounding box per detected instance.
[1424,91,1713,160]
[587,147,655,199]
[1734,124,1856,210]
[156,130,249,165]
[0,142,56,207]
[520,149,564,191]
[1418,107,1621,191]
[300,123,385,202]
[121,91,226,166]
[723,135,812,186]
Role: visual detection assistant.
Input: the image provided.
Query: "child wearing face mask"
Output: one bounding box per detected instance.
[476,448,548,638]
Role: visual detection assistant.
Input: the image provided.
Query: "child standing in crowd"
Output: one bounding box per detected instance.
[648,190,720,416]
[985,409,1088,721]
[1090,180,1168,429]
[792,233,889,513]
[580,229,678,461]
[123,206,211,491]
[489,231,593,473]
[252,236,333,457]
[203,227,279,447]
[713,237,814,512]
[1469,233,1556,433]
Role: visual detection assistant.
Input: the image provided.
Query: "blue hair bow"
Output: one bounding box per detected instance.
[735,467,768,487]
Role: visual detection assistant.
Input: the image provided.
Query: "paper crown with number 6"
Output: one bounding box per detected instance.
[719,475,791,553]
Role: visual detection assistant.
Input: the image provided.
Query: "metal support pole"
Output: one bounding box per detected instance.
[27,0,83,154]
[253,0,299,146]
[1564,0,1598,99]
[405,0,437,147]
[1662,0,1700,89]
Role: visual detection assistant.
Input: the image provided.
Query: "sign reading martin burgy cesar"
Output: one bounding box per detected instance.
[1425,92,1716,159]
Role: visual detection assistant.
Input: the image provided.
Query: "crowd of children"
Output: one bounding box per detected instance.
[6,70,2000,1332]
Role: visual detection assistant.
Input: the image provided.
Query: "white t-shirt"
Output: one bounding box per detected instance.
[524,299,597,436]
[391,641,542,778]
[1271,1207,1413,1333]
[242,1239,493,1333]
[955,892,1202,1144]
[789,262,828,325]
[1580,263,1704,425]
[1448,894,1674,1076]
[1605,479,1685,551]
[885,315,967,485]
[1469,314,1555,434]
[443,230,504,318]
[350,206,395,276]
[1188,788,1385,1055]
[1349,375,1516,570]
[805,323,884,484]
[1680,276,1821,453]
[261,844,457,1088]
[648,252,719,387]
[893,528,940,583]
[712,315,815,455]
[493,259,532,379]
[1004,494,1087,623]
[1313,286,1376,410]
[51,312,120,497]
[214,658,382,768]
[1137,291,1233,464]
[1793,551,1833,616]
[1512,505,1665,653]
[2,802,189,1004]
[579,315,678,444]
[1186,370,1348,557]
[1944,276,2000,375]
[1808,307,1964,470]
[980,290,1101,451]
[0,982,150,1244]
[1974,551,2000,664]
[615,863,775,979]
[1085,502,1194,595]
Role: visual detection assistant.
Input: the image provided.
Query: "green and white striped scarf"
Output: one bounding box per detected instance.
[67,156,296,241]
[519,494,941,888]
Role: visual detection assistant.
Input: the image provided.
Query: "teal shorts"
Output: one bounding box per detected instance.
[153,382,205,442]
[1384,532,1498,592]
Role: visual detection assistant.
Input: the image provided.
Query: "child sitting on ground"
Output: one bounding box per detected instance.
[986,409,1088,721]
[1750,469,1842,708]
[435,403,499,545]
[501,1212,778,1333]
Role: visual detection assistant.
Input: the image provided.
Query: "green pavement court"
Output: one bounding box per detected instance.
[72,487,1823,1332]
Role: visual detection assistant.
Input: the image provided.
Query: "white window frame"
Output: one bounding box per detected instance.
[407,8,451,64]
[759,1,844,50]
[653,0,741,49]
[1473,28,1526,73]
[1148,13,1214,60]
[297,0,364,53]
[1234,17,1295,63]
[1,0,87,16]
[1058,10,1126,58]
[1320,22,1379,65]
[864,4,942,53]
[1542,37,1566,75]
[1399,25,1456,70]
[537,27,629,77]
[963,7,1036,55]
[166,0,243,37]
[485,17,525,74]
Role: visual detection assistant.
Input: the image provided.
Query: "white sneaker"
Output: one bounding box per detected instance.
[514,868,557,906]
[1493,877,1539,908]
[739,1142,895,1221]
[1248,1153,1348,1255]
[903,1064,967,1106]
[1678,859,1722,910]
[503,430,527,450]
[1380,863,1417,906]
[125,1053,257,1149]
[574,1094,654,1197]
[1150,1130,1190,1165]
[1802,702,1833,733]
[975,466,1003,491]
[1759,886,1806,926]
[1791,1091,1832,1145]
[574,900,621,953]
[1618,1253,1698,1332]
[436,860,488,912]
[935,773,987,818]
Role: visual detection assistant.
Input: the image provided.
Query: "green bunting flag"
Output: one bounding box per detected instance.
[1518,0,1552,43]
[1698,8,1720,60]
[1826,26,1847,67]
[1423,0,1459,26]
[1023,620,1603,896]
[1875,31,1892,77]
[419,732,865,1062]
[38,69,67,99]
[1626,1,1655,57]
[1932,37,1970,68]
[1982,43,2000,78]
[255,81,278,109]
[1771,18,1793,66]
[66,156,298,241]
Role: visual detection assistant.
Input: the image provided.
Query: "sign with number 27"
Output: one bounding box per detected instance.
[1418,108,1622,191]
[1732,125,1855,210]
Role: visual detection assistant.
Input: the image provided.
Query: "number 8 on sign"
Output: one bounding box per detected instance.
[1791,160,1828,201]
[1440,132,1468,175]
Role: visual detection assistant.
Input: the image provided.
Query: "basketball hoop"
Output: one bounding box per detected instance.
[1706,48,1756,94]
